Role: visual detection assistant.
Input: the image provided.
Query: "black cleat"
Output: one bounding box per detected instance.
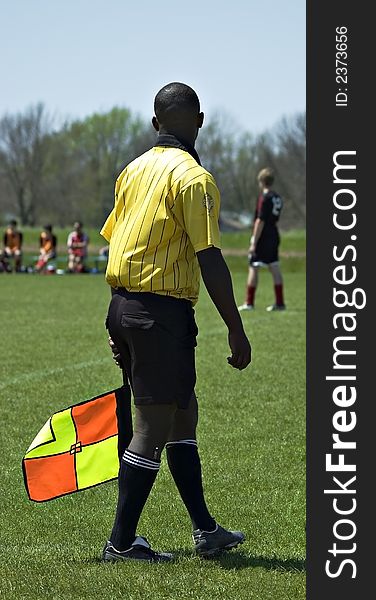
[192,523,245,557]
[102,536,173,563]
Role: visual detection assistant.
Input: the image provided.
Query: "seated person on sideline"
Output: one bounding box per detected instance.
[35,224,57,272]
[1,219,23,272]
[67,221,89,273]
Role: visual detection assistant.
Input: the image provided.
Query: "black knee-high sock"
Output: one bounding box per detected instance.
[166,440,216,531]
[110,450,160,550]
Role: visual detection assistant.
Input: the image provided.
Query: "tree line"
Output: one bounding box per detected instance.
[0,104,305,229]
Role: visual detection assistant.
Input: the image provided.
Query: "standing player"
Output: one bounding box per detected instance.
[1,219,23,272]
[238,168,286,312]
[67,221,89,273]
[101,82,252,563]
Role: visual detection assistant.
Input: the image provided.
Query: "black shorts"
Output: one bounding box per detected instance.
[249,234,280,266]
[106,290,198,409]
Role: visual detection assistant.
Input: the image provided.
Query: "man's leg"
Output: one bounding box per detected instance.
[1,250,10,272]
[165,394,216,532]
[239,265,258,310]
[246,265,258,306]
[14,250,22,272]
[77,257,85,273]
[166,394,245,555]
[268,263,285,308]
[35,252,46,272]
[109,403,177,551]
[68,254,74,272]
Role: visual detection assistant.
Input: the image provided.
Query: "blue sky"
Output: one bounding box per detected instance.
[0,0,305,133]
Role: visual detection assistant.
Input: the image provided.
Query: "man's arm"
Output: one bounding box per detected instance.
[197,247,251,370]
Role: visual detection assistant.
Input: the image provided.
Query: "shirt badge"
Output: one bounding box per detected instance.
[202,193,214,213]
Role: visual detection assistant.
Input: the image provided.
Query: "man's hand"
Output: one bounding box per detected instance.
[108,336,123,369]
[227,329,252,370]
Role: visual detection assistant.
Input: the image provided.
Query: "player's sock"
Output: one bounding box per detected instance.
[246,285,256,306]
[166,440,216,531]
[274,284,284,306]
[109,450,160,551]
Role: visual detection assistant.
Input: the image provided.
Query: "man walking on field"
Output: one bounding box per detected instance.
[101,82,252,562]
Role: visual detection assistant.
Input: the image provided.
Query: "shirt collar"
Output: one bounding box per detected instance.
[154,133,201,166]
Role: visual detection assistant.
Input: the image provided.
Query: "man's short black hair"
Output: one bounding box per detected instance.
[154,82,200,124]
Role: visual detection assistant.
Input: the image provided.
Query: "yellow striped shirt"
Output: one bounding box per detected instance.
[100,146,221,304]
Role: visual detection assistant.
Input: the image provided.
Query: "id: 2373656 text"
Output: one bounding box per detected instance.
[335,26,348,107]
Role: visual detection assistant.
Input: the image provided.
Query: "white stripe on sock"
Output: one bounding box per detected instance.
[123,450,159,467]
[122,450,160,471]
[123,455,160,471]
[165,439,198,448]
[123,451,160,468]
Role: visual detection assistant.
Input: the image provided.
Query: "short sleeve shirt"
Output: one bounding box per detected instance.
[255,191,283,224]
[101,146,221,304]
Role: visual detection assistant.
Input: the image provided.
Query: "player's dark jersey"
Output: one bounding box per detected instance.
[255,190,283,227]
[250,190,283,265]
[255,190,282,238]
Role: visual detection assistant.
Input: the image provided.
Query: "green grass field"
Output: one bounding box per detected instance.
[0,236,305,600]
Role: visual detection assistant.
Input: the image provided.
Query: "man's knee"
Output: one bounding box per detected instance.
[129,403,178,459]
[168,394,198,442]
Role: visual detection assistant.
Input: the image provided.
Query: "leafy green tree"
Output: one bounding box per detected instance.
[0,103,52,225]
[0,104,305,230]
[61,108,155,225]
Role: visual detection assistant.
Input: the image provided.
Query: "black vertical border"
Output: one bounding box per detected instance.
[307,1,374,598]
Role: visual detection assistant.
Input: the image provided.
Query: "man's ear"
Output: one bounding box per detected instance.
[197,112,204,129]
[152,116,159,132]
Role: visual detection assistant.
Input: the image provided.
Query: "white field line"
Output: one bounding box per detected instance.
[0,357,110,391]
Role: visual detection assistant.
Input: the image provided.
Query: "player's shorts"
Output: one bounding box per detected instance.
[106,289,198,409]
[249,235,280,266]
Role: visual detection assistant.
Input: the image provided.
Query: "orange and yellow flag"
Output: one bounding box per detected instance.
[22,386,132,502]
